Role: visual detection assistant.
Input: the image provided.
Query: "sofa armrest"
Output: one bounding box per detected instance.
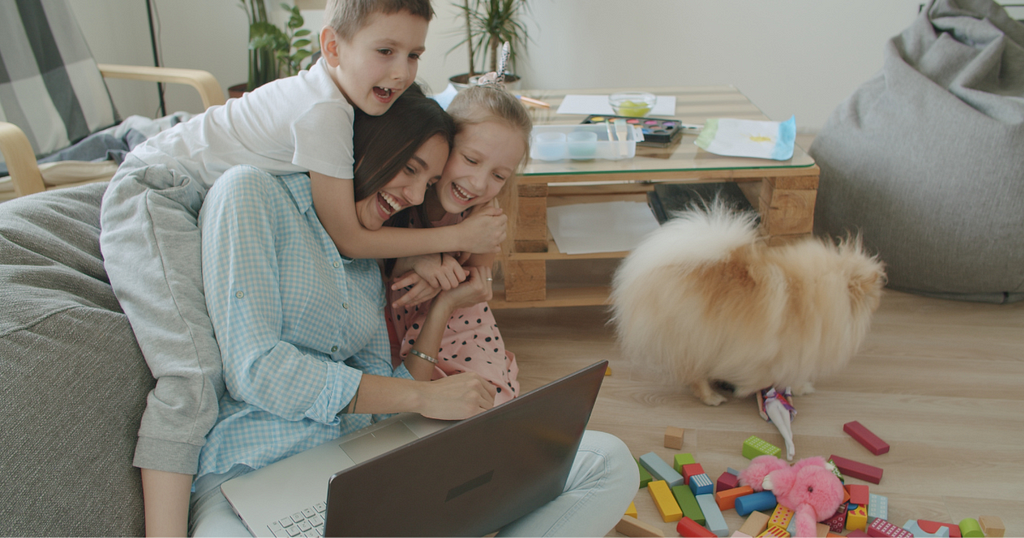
[0,122,46,197]
[99,64,227,110]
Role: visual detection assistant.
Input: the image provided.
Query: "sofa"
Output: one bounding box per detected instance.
[0,182,150,536]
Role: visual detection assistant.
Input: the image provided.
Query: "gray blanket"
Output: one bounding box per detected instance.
[810,0,1024,303]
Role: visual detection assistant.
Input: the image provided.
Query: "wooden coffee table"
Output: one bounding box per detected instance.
[491,85,819,309]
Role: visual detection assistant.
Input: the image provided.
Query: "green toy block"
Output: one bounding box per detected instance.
[959,518,984,538]
[742,435,781,459]
[636,458,652,489]
[674,453,696,473]
[671,484,705,525]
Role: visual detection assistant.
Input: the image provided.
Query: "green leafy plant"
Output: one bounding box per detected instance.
[241,1,317,91]
[450,0,531,78]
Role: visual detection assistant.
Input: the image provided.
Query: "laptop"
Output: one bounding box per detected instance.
[221,360,609,537]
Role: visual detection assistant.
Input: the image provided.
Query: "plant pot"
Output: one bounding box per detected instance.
[228,83,247,99]
[448,73,521,92]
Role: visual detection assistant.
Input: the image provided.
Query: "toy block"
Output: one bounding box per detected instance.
[979,516,1004,537]
[672,484,705,525]
[867,519,913,537]
[689,473,714,496]
[829,455,883,484]
[758,526,790,538]
[675,453,697,473]
[735,491,777,516]
[817,523,831,537]
[606,365,612,376]
[867,493,888,523]
[769,504,794,529]
[665,426,685,450]
[847,504,868,532]
[717,471,740,492]
[917,520,961,538]
[744,436,782,459]
[696,493,729,537]
[958,518,983,538]
[640,452,686,487]
[625,501,638,519]
[847,532,871,538]
[637,458,653,488]
[677,516,717,538]
[616,515,665,537]
[848,484,870,506]
[682,463,706,484]
[902,520,950,538]
[823,503,848,533]
[715,485,754,511]
[842,486,851,505]
[647,479,683,522]
[731,533,754,538]
[843,421,890,455]
[728,467,741,476]
[739,511,771,537]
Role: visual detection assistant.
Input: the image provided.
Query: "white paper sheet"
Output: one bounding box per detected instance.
[547,202,660,255]
[555,95,676,116]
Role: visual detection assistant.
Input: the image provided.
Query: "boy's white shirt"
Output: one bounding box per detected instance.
[130,57,354,187]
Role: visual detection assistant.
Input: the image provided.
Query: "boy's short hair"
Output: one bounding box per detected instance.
[325,0,434,40]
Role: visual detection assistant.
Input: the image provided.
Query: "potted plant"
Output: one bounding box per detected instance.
[448,0,530,89]
[230,0,318,97]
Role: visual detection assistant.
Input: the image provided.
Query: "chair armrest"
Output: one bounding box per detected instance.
[98,64,226,110]
[0,122,45,197]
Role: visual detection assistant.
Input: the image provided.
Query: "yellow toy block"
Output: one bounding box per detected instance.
[739,511,770,537]
[664,426,685,450]
[769,505,794,529]
[758,525,791,537]
[625,501,638,519]
[647,479,683,522]
[846,504,867,531]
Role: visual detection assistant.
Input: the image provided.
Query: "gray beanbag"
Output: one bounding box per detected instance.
[810,0,1024,303]
[0,183,150,536]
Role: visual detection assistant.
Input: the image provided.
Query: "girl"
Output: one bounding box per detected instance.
[385,83,531,405]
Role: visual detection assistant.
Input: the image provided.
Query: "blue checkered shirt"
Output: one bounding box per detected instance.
[196,166,412,479]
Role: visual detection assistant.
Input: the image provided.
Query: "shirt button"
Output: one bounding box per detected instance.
[235,291,244,298]
[331,346,338,352]
[333,261,340,268]
[342,303,349,310]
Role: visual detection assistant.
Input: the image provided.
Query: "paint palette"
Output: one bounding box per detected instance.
[582,114,699,147]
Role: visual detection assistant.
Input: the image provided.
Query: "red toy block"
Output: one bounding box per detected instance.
[716,471,740,492]
[919,520,962,538]
[823,503,848,533]
[848,484,869,506]
[682,463,705,485]
[847,532,871,538]
[677,516,716,537]
[829,455,883,484]
[843,421,890,455]
[867,519,913,537]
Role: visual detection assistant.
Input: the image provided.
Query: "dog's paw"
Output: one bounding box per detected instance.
[692,380,728,406]
[793,382,815,396]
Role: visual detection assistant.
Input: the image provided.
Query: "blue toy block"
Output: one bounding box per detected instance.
[689,473,713,496]
[639,452,686,488]
[695,494,729,537]
[868,493,888,522]
[903,520,950,538]
[734,491,777,516]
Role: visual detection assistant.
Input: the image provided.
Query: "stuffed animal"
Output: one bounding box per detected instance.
[739,455,845,537]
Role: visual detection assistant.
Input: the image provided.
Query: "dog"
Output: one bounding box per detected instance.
[610,202,885,406]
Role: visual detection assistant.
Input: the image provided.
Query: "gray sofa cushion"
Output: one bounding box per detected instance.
[810,0,1024,303]
[0,183,150,536]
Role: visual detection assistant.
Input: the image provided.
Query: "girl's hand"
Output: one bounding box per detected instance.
[390,272,441,309]
[457,200,507,254]
[392,253,467,291]
[416,372,496,420]
[434,266,493,313]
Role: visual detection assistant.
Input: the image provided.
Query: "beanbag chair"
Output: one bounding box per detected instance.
[810,0,1024,303]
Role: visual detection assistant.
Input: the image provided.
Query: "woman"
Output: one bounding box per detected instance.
[190,89,637,536]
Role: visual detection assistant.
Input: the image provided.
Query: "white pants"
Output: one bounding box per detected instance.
[190,430,639,537]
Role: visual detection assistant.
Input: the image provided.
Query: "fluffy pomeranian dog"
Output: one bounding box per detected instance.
[610,202,886,406]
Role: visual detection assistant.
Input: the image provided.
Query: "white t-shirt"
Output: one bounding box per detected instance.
[131,57,354,188]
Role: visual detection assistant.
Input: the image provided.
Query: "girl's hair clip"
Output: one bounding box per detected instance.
[478,42,511,90]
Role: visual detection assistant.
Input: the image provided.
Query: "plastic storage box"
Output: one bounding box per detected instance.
[529,123,643,162]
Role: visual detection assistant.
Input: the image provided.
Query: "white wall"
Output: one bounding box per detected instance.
[74,1,945,132]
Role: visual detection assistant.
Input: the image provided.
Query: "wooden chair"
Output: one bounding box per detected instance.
[0,0,225,201]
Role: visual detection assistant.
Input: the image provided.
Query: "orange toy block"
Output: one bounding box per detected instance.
[665,426,685,450]
[979,516,1004,537]
[739,511,771,537]
[715,485,754,511]
[625,501,638,519]
[847,484,869,506]
[648,479,683,522]
[616,515,665,537]
[769,504,794,529]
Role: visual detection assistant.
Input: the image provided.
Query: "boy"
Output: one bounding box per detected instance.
[99,1,503,535]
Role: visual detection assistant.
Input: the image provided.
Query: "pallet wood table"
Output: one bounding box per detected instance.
[491,86,819,309]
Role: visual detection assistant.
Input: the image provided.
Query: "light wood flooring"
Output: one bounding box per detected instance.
[492,280,1024,536]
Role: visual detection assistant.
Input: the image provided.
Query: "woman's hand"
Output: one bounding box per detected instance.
[433,265,493,313]
[457,200,507,254]
[390,272,441,309]
[392,253,467,291]
[416,372,496,420]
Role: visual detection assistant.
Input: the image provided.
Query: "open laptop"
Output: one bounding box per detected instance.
[221,360,609,537]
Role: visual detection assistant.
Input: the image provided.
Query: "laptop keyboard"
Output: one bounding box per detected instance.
[267,503,326,537]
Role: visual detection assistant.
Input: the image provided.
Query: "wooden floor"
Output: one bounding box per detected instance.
[492,284,1024,536]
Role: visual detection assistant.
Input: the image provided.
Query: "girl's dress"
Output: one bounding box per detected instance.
[386,211,519,404]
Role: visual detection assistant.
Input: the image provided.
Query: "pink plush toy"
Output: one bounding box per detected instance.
[739,455,845,538]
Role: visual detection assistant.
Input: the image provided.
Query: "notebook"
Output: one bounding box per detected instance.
[220,360,609,537]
